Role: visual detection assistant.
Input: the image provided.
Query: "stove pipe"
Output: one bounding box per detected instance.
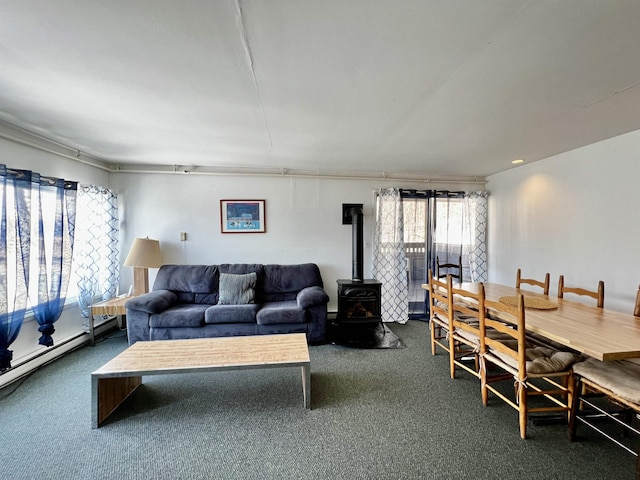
[350,206,363,282]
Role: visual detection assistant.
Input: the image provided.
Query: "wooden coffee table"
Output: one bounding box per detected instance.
[91,333,311,428]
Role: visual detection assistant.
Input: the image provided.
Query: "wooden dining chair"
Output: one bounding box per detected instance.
[515,269,550,295]
[436,255,462,280]
[427,269,451,356]
[569,285,640,478]
[480,294,582,439]
[557,275,604,308]
[447,280,485,380]
[515,269,552,349]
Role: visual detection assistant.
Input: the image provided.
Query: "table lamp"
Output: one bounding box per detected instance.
[124,237,162,296]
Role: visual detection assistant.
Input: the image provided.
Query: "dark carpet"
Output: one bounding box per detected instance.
[0,321,636,479]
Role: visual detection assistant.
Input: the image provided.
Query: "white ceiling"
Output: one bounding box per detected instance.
[2,0,640,180]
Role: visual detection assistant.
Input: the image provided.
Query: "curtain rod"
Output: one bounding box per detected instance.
[4,168,77,188]
[400,189,467,197]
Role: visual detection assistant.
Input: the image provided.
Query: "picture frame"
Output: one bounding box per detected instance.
[220,199,266,233]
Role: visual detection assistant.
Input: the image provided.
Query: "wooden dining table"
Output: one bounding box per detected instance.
[424,282,640,362]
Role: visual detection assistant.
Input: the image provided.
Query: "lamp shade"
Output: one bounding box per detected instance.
[124,238,162,268]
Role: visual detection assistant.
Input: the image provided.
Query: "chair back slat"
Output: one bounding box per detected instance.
[446,278,485,380]
[436,255,462,280]
[427,269,453,357]
[427,269,450,322]
[515,269,550,295]
[558,275,604,308]
[450,280,484,337]
[482,295,526,377]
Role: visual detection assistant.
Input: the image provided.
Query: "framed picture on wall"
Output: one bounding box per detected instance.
[220,199,266,233]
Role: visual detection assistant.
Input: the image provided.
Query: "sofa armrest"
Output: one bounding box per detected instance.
[297,286,329,309]
[126,290,178,314]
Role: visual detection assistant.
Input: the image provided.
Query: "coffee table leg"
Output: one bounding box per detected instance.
[301,363,311,409]
[92,374,142,428]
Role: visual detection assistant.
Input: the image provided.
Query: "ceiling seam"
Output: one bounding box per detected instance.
[582,81,640,108]
[379,0,536,147]
[234,0,273,147]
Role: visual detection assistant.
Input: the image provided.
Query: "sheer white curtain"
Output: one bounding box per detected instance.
[372,188,408,324]
[463,192,488,282]
[429,192,464,278]
[74,185,120,322]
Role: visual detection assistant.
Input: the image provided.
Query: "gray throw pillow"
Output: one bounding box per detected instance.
[218,272,257,305]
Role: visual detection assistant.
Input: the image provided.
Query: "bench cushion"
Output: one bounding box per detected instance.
[490,344,581,375]
[573,357,640,405]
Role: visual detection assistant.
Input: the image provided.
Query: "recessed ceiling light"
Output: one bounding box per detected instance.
[512,159,524,164]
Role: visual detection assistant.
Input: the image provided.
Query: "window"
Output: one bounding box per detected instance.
[3,175,118,319]
[1,166,120,370]
[403,199,426,244]
[7,183,61,312]
[402,195,467,246]
[434,197,467,246]
[400,192,469,318]
[374,189,488,321]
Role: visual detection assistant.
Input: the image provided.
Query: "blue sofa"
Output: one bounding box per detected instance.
[125,263,329,345]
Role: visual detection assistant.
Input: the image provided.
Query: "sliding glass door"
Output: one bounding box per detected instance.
[402,195,428,318]
[373,188,487,321]
[401,190,466,319]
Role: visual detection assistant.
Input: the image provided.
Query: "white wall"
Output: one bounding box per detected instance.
[487,129,640,312]
[112,172,483,311]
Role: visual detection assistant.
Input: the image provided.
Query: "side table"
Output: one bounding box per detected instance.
[89,296,136,346]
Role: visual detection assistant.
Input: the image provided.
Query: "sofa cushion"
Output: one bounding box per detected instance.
[219,263,263,275]
[261,264,323,302]
[153,264,219,304]
[205,304,260,324]
[149,304,209,328]
[218,272,257,305]
[174,292,196,304]
[153,264,218,292]
[256,301,306,325]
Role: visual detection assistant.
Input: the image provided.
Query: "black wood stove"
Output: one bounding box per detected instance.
[336,279,381,326]
[331,204,383,347]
